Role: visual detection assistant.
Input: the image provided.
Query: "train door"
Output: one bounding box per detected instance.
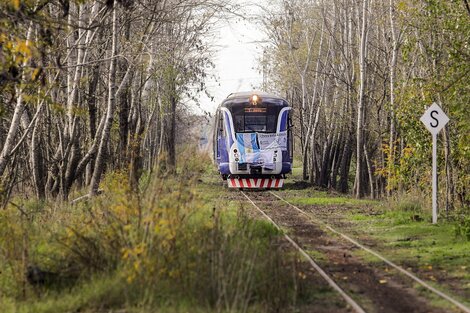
[288,110,294,162]
[215,110,225,163]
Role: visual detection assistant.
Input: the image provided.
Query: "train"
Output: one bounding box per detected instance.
[213,91,293,188]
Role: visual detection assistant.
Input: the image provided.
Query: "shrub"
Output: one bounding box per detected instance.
[454,208,470,241]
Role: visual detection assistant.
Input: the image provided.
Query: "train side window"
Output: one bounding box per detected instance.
[218,111,223,135]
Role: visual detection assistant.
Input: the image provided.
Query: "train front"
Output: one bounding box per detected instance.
[215,92,292,189]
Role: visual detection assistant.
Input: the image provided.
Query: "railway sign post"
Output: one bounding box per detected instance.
[420,102,449,224]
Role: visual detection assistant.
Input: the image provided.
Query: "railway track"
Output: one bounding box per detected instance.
[240,190,470,313]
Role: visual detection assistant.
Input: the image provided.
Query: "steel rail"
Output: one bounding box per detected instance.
[270,191,470,313]
[241,191,366,313]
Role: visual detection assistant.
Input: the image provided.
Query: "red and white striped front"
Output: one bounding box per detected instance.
[227,178,284,189]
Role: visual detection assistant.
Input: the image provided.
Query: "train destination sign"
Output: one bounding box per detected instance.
[420,102,449,224]
[245,107,266,113]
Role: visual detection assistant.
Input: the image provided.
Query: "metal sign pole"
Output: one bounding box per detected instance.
[432,134,437,224]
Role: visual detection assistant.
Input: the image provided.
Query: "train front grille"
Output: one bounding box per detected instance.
[250,167,262,175]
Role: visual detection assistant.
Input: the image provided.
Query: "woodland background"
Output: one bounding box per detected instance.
[0,0,468,208]
[262,0,470,210]
[0,0,229,203]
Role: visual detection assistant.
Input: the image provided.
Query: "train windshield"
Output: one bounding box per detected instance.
[231,105,281,133]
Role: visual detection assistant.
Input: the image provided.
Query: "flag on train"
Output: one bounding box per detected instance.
[258,131,288,151]
[236,133,259,163]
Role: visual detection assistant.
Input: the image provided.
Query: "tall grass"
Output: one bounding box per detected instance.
[0,150,301,312]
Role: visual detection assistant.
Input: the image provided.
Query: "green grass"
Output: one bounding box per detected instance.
[344,206,470,309]
[305,249,328,262]
[291,166,303,178]
[0,273,250,313]
[352,214,470,268]
[288,193,377,207]
[292,196,376,206]
[1,274,126,313]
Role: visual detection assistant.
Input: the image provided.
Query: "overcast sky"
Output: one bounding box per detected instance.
[196,1,270,114]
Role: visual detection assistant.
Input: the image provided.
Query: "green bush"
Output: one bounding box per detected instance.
[455,208,470,241]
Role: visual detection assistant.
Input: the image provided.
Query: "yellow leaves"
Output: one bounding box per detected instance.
[65,227,75,239]
[204,220,214,230]
[379,279,387,284]
[1,37,35,66]
[121,243,146,283]
[9,0,20,10]
[396,1,407,12]
[50,102,66,115]
[297,272,307,279]
[134,244,145,255]
[0,34,7,46]
[126,272,136,283]
[111,204,128,219]
[402,146,414,159]
[133,260,141,271]
[122,244,146,260]
[122,248,131,260]
[31,68,41,80]
[142,215,154,224]
[154,217,170,233]
[71,105,88,117]
[16,40,30,56]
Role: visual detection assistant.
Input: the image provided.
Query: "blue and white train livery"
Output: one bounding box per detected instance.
[213,92,293,188]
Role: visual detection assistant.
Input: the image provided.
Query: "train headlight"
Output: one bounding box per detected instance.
[249,94,261,105]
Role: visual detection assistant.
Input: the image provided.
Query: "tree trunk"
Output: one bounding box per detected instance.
[0,23,33,177]
[363,142,374,199]
[443,126,454,213]
[339,137,353,193]
[90,3,118,195]
[30,103,46,199]
[355,0,369,198]
[86,65,100,185]
[164,84,177,170]
[387,0,398,196]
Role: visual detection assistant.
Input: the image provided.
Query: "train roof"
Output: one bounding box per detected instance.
[219,91,289,108]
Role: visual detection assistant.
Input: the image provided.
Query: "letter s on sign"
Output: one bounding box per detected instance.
[430,110,439,128]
